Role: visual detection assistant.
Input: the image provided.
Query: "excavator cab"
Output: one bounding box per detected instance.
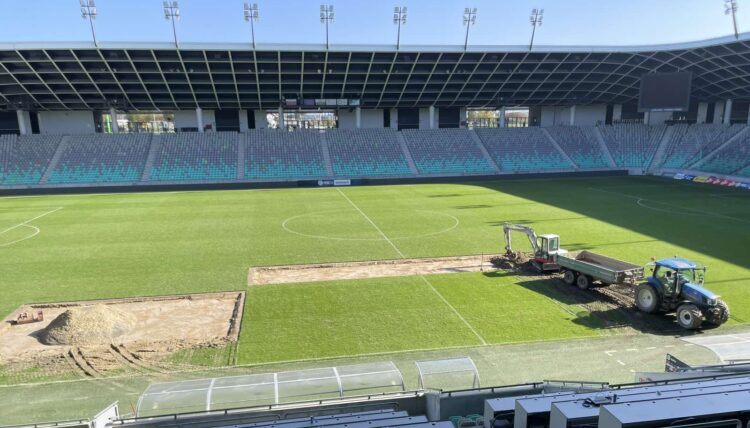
[536,234,561,259]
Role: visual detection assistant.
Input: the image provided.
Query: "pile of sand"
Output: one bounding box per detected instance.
[39,305,136,346]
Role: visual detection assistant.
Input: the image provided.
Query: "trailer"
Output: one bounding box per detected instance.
[557,250,645,290]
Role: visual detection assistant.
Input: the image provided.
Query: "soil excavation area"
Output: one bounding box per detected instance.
[0,292,244,367]
[248,255,496,285]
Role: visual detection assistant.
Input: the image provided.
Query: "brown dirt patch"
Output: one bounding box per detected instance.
[248,255,497,285]
[0,292,245,373]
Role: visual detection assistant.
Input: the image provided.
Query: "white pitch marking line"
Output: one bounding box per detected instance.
[335,187,487,346]
[336,188,405,258]
[626,348,638,352]
[0,206,62,236]
[589,187,750,224]
[604,350,617,356]
[646,346,657,350]
[664,345,675,348]
[616,360,626,366]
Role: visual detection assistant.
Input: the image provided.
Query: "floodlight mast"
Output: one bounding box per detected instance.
[163,1,180,48]
[80,0,98,47]
[320,4,335,50]
[244,2,260,49]
[462,7,477,51]
[529,8,544,50]
[725,0,740,40]
[393,6,407,50]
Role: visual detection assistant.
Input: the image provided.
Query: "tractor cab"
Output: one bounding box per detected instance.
[648,258,708,301]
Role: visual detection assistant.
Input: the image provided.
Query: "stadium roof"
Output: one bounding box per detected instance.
[1,33,749,111]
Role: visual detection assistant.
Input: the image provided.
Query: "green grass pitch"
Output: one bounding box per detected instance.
[1,176,749,369]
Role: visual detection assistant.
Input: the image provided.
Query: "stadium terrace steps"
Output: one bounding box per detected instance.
[319,133,335,177]
[468,130,501,173]
[541,128,578,169]
[141,134,161,182]
[646,125,676,171]
[475,128,574,172]
[237,137,246,180]
[598,124,666,169]
[402,129,497,175]
[38,136,69,185]
[326,129,413,177]
[244,130,328,180]
[396,132,420,175]
[592,127,617,168]
[47,134,152,184]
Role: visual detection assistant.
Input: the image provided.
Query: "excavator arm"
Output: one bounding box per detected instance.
[503,223,540,256]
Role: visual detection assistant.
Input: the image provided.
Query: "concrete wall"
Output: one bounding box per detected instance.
[254,110,269,129]
[713,102,725,124]
[38,111,95,134]
[389,108,398,130]
[540,106,572,127]
[239,109,249,131]
[613,104,623,122]
[646,111,672,125]
[18,111,32,135]
[418,108,431,129]
[174,109,216,131]
[574,105,606,126]
[697,102,709,124]
[338,109,384,129]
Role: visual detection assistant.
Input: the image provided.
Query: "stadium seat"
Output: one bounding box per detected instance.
[402,129,495,175]
[598,124,666,168]
[326,129,412,177]
[150,132,238,182]
[0,134,62,185]
[659,124,745,169]
[47,134,151,184]
[244,130,327,180]
[545,126,609,168]
[475,128,573,172]
[699,129,750,176]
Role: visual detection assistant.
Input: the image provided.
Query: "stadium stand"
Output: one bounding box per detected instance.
[475,128,574,172]
[244,130,327,180]
[598,124,666,169]
[402,129,496,175]
[326,129,412,177]
[0,134,62,185]
[699,130,750,176]
[47,134,152,184]
[659,124,746,169]
[150,132,238,182]
[545,126,610,168]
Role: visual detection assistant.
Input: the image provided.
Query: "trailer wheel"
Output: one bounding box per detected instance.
[676,304,703,330]
[705,300,730,326]
[635,284,659,314]
[562,270,576,285]
[576,275,591,290]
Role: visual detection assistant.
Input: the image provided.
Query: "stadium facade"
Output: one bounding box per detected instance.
[1,33,750,135]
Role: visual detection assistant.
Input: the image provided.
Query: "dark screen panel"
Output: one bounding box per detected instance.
[638,72,692,112]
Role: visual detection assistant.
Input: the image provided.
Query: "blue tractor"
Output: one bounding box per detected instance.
[634,258,730,329]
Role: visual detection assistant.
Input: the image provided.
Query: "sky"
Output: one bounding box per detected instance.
[0,0,745,47]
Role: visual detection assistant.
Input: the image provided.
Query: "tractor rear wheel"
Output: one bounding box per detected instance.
[635,283,659,314]
[676,304,703,330]
[562,270,576,285]
[576,275,591,290]
[705,300,730,326]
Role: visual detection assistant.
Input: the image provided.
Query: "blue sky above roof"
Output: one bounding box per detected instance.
[0,0,744,47]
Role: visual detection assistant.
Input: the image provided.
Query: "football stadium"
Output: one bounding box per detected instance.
[1,0,750,426]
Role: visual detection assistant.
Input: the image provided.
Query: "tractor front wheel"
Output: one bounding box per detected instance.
[705,300,730,326]
[635,284,659,314]
[676,304,703,330]
[562,270,576,285]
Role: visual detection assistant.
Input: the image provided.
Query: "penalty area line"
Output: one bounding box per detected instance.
[335,187,487,346]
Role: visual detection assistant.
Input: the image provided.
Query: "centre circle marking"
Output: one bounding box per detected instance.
[281,209,460,241]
